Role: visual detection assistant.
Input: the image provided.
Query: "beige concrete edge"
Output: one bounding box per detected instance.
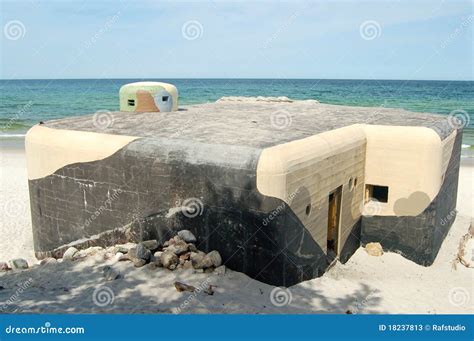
[256,124,457,217]
[25,125,140,180]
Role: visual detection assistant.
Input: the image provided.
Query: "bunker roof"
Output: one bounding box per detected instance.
[43,99,454,149]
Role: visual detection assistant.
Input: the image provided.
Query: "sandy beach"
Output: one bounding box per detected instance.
[0,141,472,314]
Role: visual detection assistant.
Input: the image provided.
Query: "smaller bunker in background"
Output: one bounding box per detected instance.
[119,81,178,112]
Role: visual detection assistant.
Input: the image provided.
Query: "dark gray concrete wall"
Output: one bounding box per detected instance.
[28,137,335,286]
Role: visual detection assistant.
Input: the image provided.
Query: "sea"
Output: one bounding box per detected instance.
[0,79,473,148]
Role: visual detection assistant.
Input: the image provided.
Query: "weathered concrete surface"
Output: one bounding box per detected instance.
[43,101,454,145]
[27,100,461,286]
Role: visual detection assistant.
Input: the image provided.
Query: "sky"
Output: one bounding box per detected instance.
[0,0,472,80]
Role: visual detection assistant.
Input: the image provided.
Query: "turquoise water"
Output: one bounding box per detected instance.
[1,79,473,146]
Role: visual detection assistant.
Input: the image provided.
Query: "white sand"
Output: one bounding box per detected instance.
[0,146,472,314]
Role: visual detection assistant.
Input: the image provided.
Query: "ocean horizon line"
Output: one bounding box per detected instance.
[1,77,473,82]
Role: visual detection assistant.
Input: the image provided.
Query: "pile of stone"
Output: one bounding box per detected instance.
[1,230,226,276]
[114,230,225,274]
[0,259,29,272]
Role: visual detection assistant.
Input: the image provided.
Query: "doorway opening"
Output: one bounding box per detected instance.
[327,185,342,261]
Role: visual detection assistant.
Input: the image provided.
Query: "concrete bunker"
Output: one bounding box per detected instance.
[25,83,462,286]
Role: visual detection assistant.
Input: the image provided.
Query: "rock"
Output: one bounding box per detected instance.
[40,258,57,266]
[188,244,198,252]
[129,243,151,261]
[147,262,158,270]
[161,251,178,269]
[165,241,189,256]
[133,259,147,268]
[113,243,136,254]
[10,258,29,270]
[190,251,205,261]
[194,268,204,273]
[113,252,124,262]
[141,240,159,251]
[365,242,383,256]
[215,265,226,275]
[117,253,130,262]
[458,234,474,268]
[203,285,215,295]
[190,251,205,268]
[0,261,10,271]
[177,230,197,243]
[205,250,222,267]
[153,252,163,267]
[75,246,103,259]
[174,281,196,292]
[179,253,190,261]
[204,267,214,273]
[192,252,213,269]
[103,252,115,260]
[62,247,78,260]
[103,266,121,281]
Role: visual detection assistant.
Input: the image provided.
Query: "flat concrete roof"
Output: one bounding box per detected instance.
[43,99,454,148]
